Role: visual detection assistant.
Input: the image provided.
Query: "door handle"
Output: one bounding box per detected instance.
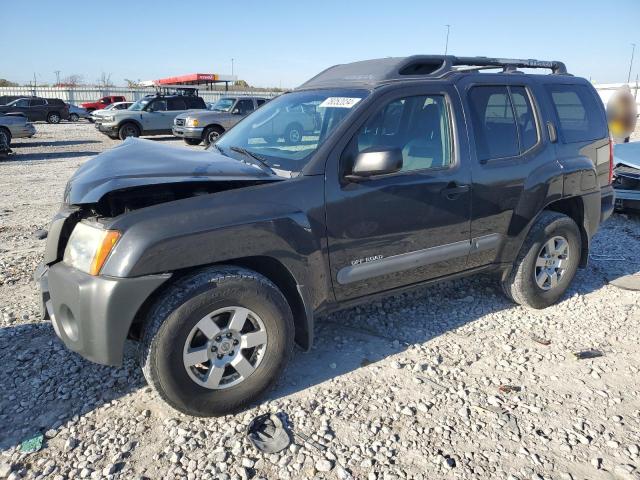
[441,183,470,200]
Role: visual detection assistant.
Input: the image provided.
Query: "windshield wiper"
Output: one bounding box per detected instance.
[229,146,273,173]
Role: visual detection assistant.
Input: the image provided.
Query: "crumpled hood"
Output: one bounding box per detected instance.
[614,141,640,170]
[65,138,279,205]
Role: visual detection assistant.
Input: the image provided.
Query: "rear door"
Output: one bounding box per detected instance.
[457,75,558,268]
[325,85,473,300]
[29,98,47,121]
[8,99,30,118]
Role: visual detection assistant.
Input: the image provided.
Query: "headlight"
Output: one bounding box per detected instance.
[63,222,121,275]
[187,118,199,127]
[103,115,115,123]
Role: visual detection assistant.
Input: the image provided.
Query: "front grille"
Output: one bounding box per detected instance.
[175,118,185,126]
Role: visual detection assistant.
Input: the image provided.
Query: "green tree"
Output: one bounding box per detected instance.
[0,79,19,87]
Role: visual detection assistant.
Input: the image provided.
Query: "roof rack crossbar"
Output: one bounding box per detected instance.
[450,56,568,75]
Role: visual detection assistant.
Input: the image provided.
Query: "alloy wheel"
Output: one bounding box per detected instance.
[182,306,268,390]
[534,235,570,290]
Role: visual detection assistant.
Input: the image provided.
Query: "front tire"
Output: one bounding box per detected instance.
[47,112,61,124]
[140,266,294,416]
[203,126,224,146]
[0,128,11,147]
[501,211,581,309]
[184,138,202,146]
[118,122,140,140]
[69,113,79,122]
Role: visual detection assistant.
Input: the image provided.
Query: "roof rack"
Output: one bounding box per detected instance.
[449,56,568,75]
[297,55,569,90]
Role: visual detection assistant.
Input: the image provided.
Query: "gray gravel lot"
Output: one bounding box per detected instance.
[0,122,639,480]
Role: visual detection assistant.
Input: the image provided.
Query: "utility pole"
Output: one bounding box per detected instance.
[444,24,451,56]
[54,70,61,86]
[32,72,37,95]
[628,43,636,84]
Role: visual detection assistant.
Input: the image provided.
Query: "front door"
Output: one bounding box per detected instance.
[325,87,473,300]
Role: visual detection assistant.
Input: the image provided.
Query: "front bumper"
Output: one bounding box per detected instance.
[172,125,203,139]
[614,188,640,211]
[96,122,118,135]
[36,262,170,366]
[11,123,36,138]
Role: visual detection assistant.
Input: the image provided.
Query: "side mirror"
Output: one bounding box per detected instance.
[232,108,241,114]
[345,147,403,181]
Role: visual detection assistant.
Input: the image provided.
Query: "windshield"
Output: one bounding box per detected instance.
[210,98,236,112]
[103,104,115,111]
[215,89,369,174]
[129,98,152,111]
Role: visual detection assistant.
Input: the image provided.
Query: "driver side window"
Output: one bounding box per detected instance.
[346,94,452,174]
[150,99,167,111]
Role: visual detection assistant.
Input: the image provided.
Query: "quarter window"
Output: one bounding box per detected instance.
[347,94,452,173]
[545,84,607,143]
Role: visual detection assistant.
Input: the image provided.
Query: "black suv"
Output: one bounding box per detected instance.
[0,97,69,123]
[36,55,614,416]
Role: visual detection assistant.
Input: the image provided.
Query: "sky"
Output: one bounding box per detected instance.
[2,0,639,89]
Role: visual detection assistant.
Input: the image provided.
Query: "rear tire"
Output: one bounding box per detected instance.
[0,128,11,147]
[118,122,140,140]
[140,266,294,416]
[184,138,202,146]
[203,126,224,146]
[501,211,582,309]
[47,112,61,124]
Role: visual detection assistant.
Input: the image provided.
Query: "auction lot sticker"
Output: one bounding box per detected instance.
[319,97,362,108]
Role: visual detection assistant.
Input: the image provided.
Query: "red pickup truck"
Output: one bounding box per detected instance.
[80,95,126,112]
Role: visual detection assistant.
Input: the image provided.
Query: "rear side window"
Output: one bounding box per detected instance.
[468,85,538,161]
[30,98,46,106]
[545,84,606,143]
[186,97,206,109]
[168,98,187,110]
[468,86,519,160]
[257,99,266,106]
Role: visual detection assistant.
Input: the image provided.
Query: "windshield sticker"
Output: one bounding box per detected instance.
[319,97,362,109]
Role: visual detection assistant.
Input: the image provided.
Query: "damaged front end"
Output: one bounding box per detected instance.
[42,138,283,264]
[613,142,640,213]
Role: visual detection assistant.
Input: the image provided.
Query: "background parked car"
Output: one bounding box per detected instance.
[90,101,133,123]
[172,96,268,145]
[97,94,206,140]
[80,95,126,112]
[66,104,91,122]
[0,95,25,106]
[0,97,69,123]
[0,113,36,146]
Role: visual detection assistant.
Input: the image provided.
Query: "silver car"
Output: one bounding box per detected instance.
[172,96,268,145]
[97,94,207,140]
[0,113,36,146]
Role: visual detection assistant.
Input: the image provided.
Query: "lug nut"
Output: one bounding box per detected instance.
[215,335,222,342]
[229,351,234,356]
[217,354,223,359]
[233,339,239,346]
[211,346,217,352]
[226,332,233,338]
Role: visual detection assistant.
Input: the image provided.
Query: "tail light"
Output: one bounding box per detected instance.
[608,137,614,185]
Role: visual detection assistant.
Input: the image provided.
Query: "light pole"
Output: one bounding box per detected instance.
[231,58,235,78]
[627,43,636,84]
[444,24,451,56]
[54,70,61,86]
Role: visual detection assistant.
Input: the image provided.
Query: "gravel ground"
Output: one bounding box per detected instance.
[0,123,639,480]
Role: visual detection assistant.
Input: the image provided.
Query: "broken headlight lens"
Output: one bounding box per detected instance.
[63,222,121,275]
